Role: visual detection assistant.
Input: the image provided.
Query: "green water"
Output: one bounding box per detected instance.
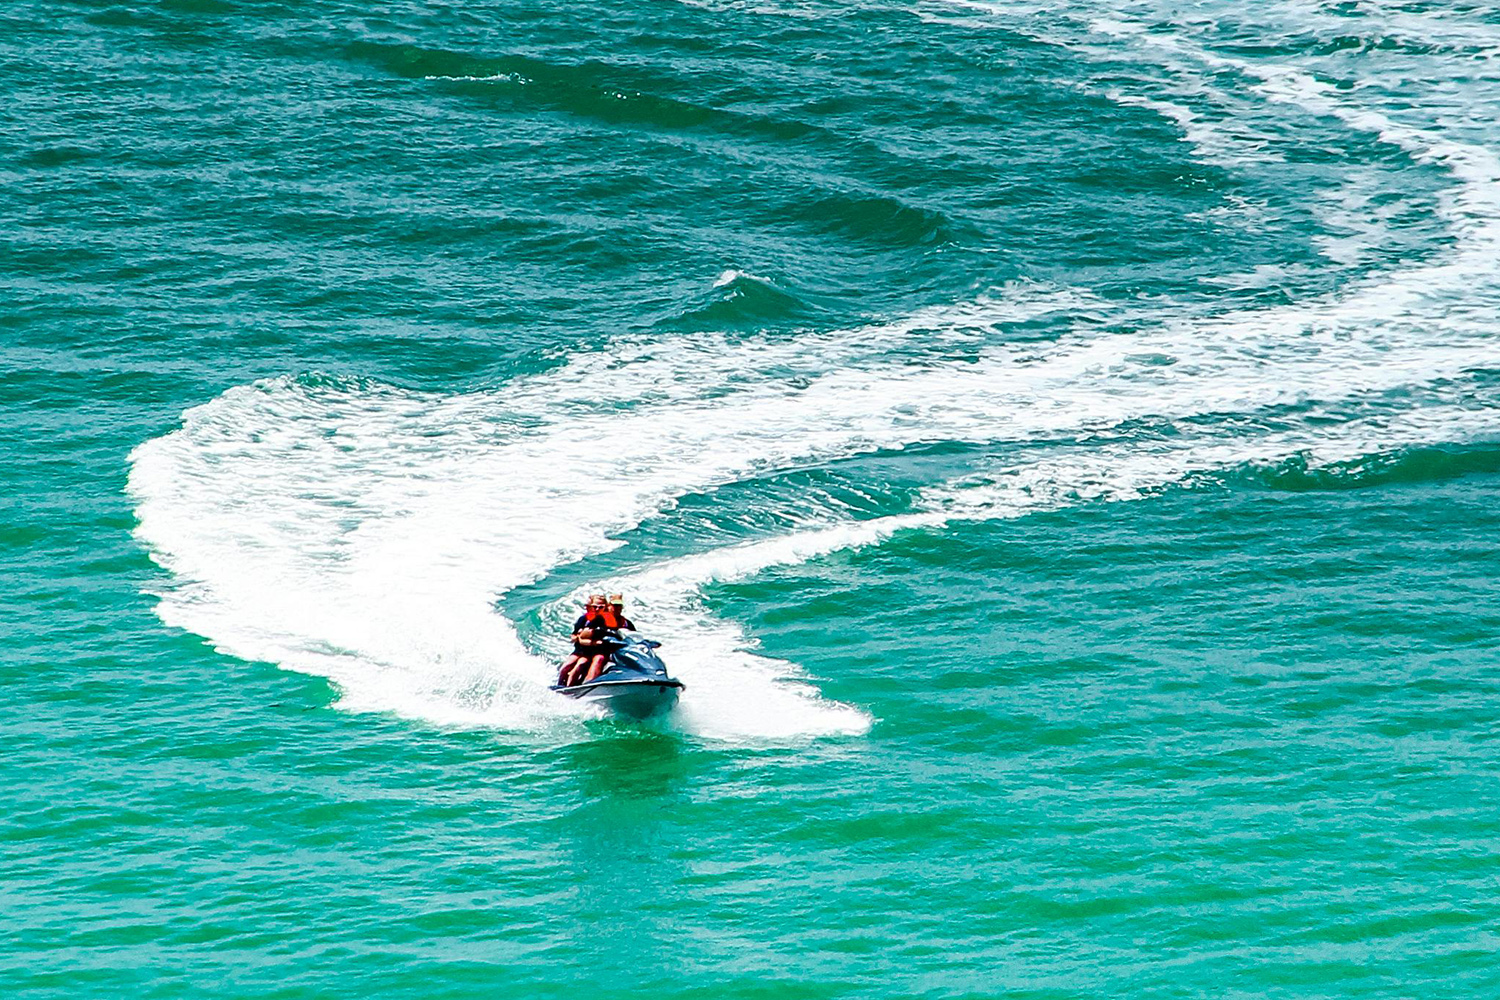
[5,1,1500,996]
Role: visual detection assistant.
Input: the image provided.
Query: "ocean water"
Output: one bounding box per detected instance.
[5,0,1500,995]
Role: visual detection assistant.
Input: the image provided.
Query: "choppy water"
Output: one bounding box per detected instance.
[6,1,1500,995]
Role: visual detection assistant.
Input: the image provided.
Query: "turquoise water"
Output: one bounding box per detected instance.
[6,0,1500,995]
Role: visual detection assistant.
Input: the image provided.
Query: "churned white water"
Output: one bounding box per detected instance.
[128,1,1500,741]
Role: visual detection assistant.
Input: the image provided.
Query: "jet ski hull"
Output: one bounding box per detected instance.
[551,677,683,719]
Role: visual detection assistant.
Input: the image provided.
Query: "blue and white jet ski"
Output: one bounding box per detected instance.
[551,630,684,719]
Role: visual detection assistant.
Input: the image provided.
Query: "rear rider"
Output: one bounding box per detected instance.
[607,592,635,631]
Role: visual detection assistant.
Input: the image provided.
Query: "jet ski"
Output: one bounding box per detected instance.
[551,630,684,719]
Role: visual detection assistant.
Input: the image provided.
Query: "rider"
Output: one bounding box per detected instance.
[579,595,625,684]
[607,593,635,631]
[558,592,641,686]
[559,594,609,687]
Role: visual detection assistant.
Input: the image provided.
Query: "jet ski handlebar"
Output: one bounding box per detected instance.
[597,629,660,649]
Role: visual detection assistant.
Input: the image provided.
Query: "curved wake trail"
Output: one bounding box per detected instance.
[128,1,1500,741]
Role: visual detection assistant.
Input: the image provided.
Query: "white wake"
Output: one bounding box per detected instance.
[128,1,1500,741]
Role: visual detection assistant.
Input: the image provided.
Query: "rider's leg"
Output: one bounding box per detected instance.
[566,653,591,686]
[583,652,608,683]
[565,646,599,686]
[558,654,580,685]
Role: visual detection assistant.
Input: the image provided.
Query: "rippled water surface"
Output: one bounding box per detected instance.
[5,1,1500,996]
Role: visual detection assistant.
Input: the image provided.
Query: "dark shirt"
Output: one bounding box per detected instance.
[571,613,607,651]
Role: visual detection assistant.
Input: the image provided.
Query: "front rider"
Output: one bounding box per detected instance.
[559,594,609,687]
[579,594,626,684]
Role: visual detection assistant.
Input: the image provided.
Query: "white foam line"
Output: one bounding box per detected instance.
[422,73,529,83]
[1107,90,1284,167]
